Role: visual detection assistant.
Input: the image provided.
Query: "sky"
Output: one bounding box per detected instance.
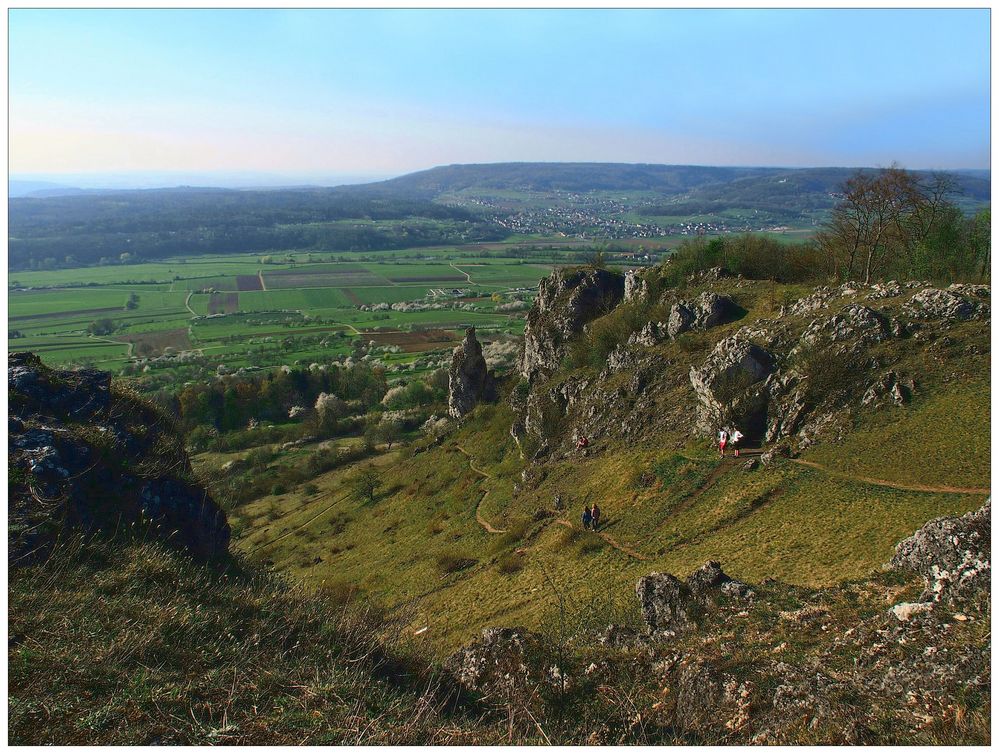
[8,8,991,187]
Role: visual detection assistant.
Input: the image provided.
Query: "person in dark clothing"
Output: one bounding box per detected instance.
[581,506,593,530]
[590,503,601,531]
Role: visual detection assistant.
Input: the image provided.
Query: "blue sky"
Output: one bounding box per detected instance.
[8,8,991,184]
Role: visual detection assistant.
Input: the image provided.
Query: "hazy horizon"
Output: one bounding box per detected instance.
[10,8,990,179]
[8,159,993,194]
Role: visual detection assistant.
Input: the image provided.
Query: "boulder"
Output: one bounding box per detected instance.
[637,561,753,633]
[861,371,914,408]
[887,500,990,603]
[903,287,988,322]
[521,267,625,378]
[801,304,890,346]
[635,572,697,633]
[691,291,735,329]
[667,302,696,338]
[631,320,667,347]
[447,327,496,419]
[445,626,540,694]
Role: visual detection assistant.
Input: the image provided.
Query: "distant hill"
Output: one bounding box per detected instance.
[350,162,990,202]
[354,162,786,196]
[8,180,86,198]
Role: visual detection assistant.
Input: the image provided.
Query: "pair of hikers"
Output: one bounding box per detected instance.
[718,427,744,457]
[581,503,601,531]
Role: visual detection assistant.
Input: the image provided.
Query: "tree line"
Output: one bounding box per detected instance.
[662,166,989,286]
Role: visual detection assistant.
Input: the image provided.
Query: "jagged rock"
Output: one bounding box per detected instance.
[903,287,988,322]
[862,371,914,408]
[686,560,731,596]
[787,286,835,316]
[635,572,697,633]
[667,302,696,338]
[8,352,230,563]
[445,626,540,694]
[691,291,735,329]
[623,269,650,302]
[801,304,890,346]
[689,336,776,435]
[890,602,934,622]
[630,320,667,347]
[520,268,625,378]
[947,282,990,300]
[867,280,903,299]
[637,561,753,633]
[447,327,496,419]
[887,500,990,602]
[741,458,760,472]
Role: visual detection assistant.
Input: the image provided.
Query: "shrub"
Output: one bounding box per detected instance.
[576,535,606,556]
[435,550,477,574]
[496,552,525,575]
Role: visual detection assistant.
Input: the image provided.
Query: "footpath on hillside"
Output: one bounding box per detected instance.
[455,446,507,534]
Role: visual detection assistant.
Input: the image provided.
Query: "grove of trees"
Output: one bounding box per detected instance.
[816,166,989,283]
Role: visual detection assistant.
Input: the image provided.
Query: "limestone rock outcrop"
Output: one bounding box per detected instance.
[9,352,230,563]
[447,327,496,418]
[521,267,625,379]
[689,335,776,435]
[888,499,990,603]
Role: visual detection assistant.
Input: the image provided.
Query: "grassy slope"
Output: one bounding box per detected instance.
[225,278,989,654]
[8,536,501,745]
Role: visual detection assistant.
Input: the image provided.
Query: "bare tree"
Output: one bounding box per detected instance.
[818,165,961,283]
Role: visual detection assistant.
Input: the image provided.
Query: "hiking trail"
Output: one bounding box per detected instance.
[554,519,649,561]
[184,291,197,316]
[455,446,507,534]
[789,458,990,495]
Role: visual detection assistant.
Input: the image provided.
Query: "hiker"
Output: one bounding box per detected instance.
[590,503,601,531]
[581,506,593,530]
[730,428,744,457]
[718,428,728,457]
[576,435,590,451]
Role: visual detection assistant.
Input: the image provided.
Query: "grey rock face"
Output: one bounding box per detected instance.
[691,291,735,329]
[447,327,496,419]
[637,561,753,634]
[689,335,776,434]
[623,269,650,303]
[888,500,990,603]
[521,268,625,379]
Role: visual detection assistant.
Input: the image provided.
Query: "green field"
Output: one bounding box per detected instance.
[9,247,555,374]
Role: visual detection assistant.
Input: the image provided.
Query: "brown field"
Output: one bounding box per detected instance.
[262,270,386,289]
[208,292,239,314]
[116,328,192,356]
[340,288,363,306]
[235,275,263,292]
[363,329,459,352]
